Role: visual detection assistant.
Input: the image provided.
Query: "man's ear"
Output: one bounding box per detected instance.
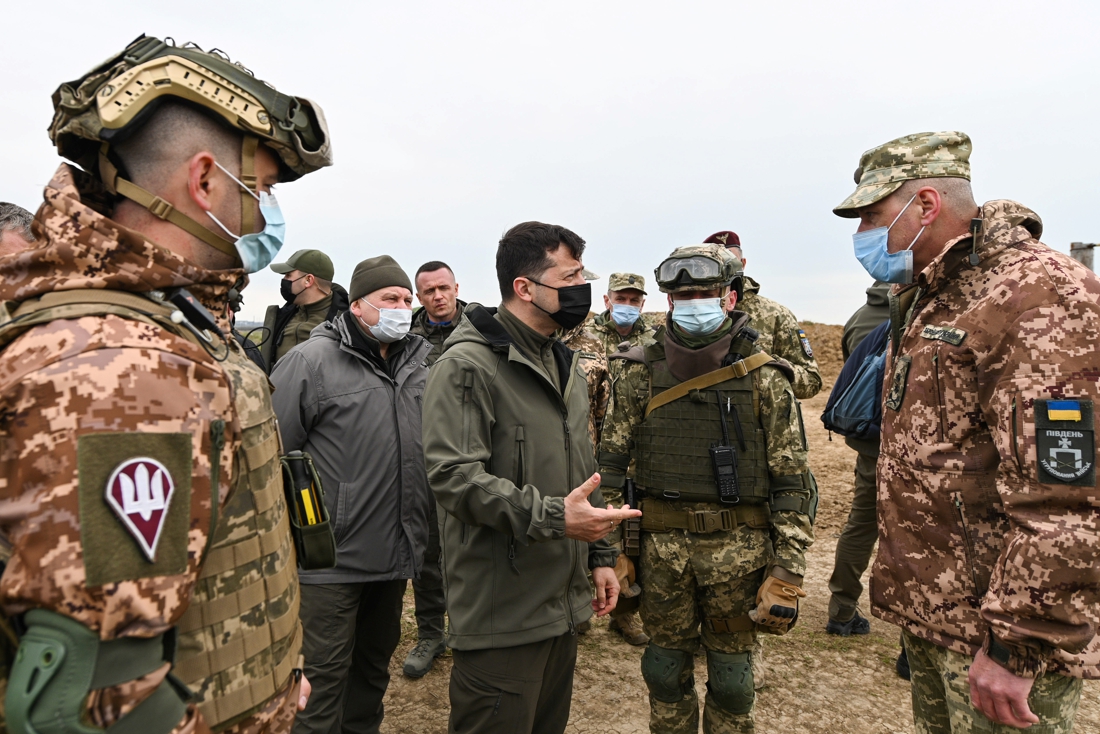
[916,186,943,226]
[667,294,674,310]
[186,152,220,213]
[513,277,536,304]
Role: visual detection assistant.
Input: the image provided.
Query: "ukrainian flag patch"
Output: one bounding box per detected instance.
[1047,400,1082,422]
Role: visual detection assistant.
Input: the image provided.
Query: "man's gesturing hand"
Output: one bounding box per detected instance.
[564,473,642,542]
[968,649,1040,728]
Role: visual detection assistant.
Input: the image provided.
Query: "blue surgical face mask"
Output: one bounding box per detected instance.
[671,297,726,335]
[610,304,641,327]
[206,161,287,273]
[852,193,926,284]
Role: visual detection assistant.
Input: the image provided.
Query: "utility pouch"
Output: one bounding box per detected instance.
[280,451,337,570]
[622,479,642,557]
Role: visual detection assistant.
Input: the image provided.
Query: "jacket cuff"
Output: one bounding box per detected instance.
[588,543,618,570]
[543,497,566,539]
[982,630,1049,679]
[769,566,803,587]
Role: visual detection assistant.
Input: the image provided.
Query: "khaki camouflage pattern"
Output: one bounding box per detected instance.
[589,309,657,357]
[738,277,822,400]
[903,631,1081,734]
[834,131,972,217]
[608,272,648,294]
[873,199,1100,680]
[0,164,298,731]
[643,559,766,734]
[558,322,611,452]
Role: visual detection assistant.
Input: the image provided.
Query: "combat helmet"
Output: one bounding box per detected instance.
[48,34,333,263]
[654,244,744,300]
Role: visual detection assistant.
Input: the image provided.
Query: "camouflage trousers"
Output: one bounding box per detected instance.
[640,532,766,734]
[903,632,1082,734]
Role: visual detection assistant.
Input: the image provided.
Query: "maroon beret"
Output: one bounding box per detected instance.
[703,231,741,249]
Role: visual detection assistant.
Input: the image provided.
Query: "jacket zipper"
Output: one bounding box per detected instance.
[932,352,946,442]
[953,492,982,597]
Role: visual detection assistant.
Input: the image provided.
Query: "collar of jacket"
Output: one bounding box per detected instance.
[1,163,239,332]
[899,199,1044,299]
[742,276,761,296]
[465,304,574,394]
[414,299,467,332]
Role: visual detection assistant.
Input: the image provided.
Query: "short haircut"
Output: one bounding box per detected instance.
[415,260,455,287]
[496,222,585,301]
[114,101,244,187]
[0,202,35,242]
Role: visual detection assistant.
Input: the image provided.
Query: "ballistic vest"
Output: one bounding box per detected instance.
[629,327,778,504]
[0,291,301,731]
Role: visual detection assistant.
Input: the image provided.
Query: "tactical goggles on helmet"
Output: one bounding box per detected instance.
[656,256,726,285]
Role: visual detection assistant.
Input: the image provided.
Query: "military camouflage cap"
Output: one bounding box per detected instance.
[833,131,972,218]
[655,244,743,293]
[608,272,647,294]
[270,249,334,280]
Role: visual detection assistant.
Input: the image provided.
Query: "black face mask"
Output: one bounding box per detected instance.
[280,275,307,303]
[529,280,591,330]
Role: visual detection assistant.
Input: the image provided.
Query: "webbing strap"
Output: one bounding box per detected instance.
[243,431,280,472]
[173,591,300,684]
[115,177,239,259]
[200,510,291,578]
[645,352,775,418]
[12,288,168,319]
[706,615,755,634]
[251,472,282,515]
[640,501,770,533]
[196,624,301,726]
[91,632,172,689]
[178,554,296,633]
[239,136,259,236]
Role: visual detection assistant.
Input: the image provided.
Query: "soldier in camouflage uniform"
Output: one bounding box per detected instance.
[0,35,331,734]
[835,131,1100,732]
[702,232,822,400]
[599,245,816,733]
[589,272,657,356]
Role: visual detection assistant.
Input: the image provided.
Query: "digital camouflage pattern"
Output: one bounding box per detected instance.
[874,199,1100,680]
[588,309,657,357]
[0,164,299,731]
[558,321,611,451]
[599,322,813,734]
[607,272,648,293]
[738,277,822,400]
[903,631,1081,734]
[834,131,972,217]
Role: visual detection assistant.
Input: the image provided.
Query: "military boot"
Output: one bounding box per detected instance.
[402,637,447,678]
[609,611,649,646]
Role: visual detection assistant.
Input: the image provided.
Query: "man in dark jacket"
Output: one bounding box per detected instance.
[422,221,641,734]
[411,260,467,365]
[262,248,349,370]
[272,255,432,734]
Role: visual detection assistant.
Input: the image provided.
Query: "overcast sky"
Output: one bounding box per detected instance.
[3,1,1098,324]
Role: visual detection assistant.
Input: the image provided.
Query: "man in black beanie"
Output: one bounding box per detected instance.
[272,255,433,734]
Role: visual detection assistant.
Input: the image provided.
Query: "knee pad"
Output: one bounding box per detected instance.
[706,650,754,715]
[641,645,692,703]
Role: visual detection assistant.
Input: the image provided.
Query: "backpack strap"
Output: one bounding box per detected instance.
[644,351,775,418]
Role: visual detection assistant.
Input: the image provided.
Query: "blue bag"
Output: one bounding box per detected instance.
[821,320,890,440]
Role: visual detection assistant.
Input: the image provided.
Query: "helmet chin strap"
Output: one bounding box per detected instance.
[98,136,262,266]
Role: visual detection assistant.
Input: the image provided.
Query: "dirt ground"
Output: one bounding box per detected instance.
[378,322,1100,733]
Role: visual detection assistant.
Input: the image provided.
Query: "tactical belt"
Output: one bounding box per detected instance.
[706,615,755,634]
[640,500,770,534]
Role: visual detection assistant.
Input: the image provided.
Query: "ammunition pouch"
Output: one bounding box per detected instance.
[639,499,770,534]
[280,452,337,570]
[6,609,189,734]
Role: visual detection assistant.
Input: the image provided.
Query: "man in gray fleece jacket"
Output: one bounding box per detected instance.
[422,221,642,734]
[272,255,432,734]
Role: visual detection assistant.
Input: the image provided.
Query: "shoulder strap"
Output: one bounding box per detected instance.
[0,289,203,352]
[644,351,774,418]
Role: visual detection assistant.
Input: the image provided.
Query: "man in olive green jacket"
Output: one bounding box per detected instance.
[422,221,641,734]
